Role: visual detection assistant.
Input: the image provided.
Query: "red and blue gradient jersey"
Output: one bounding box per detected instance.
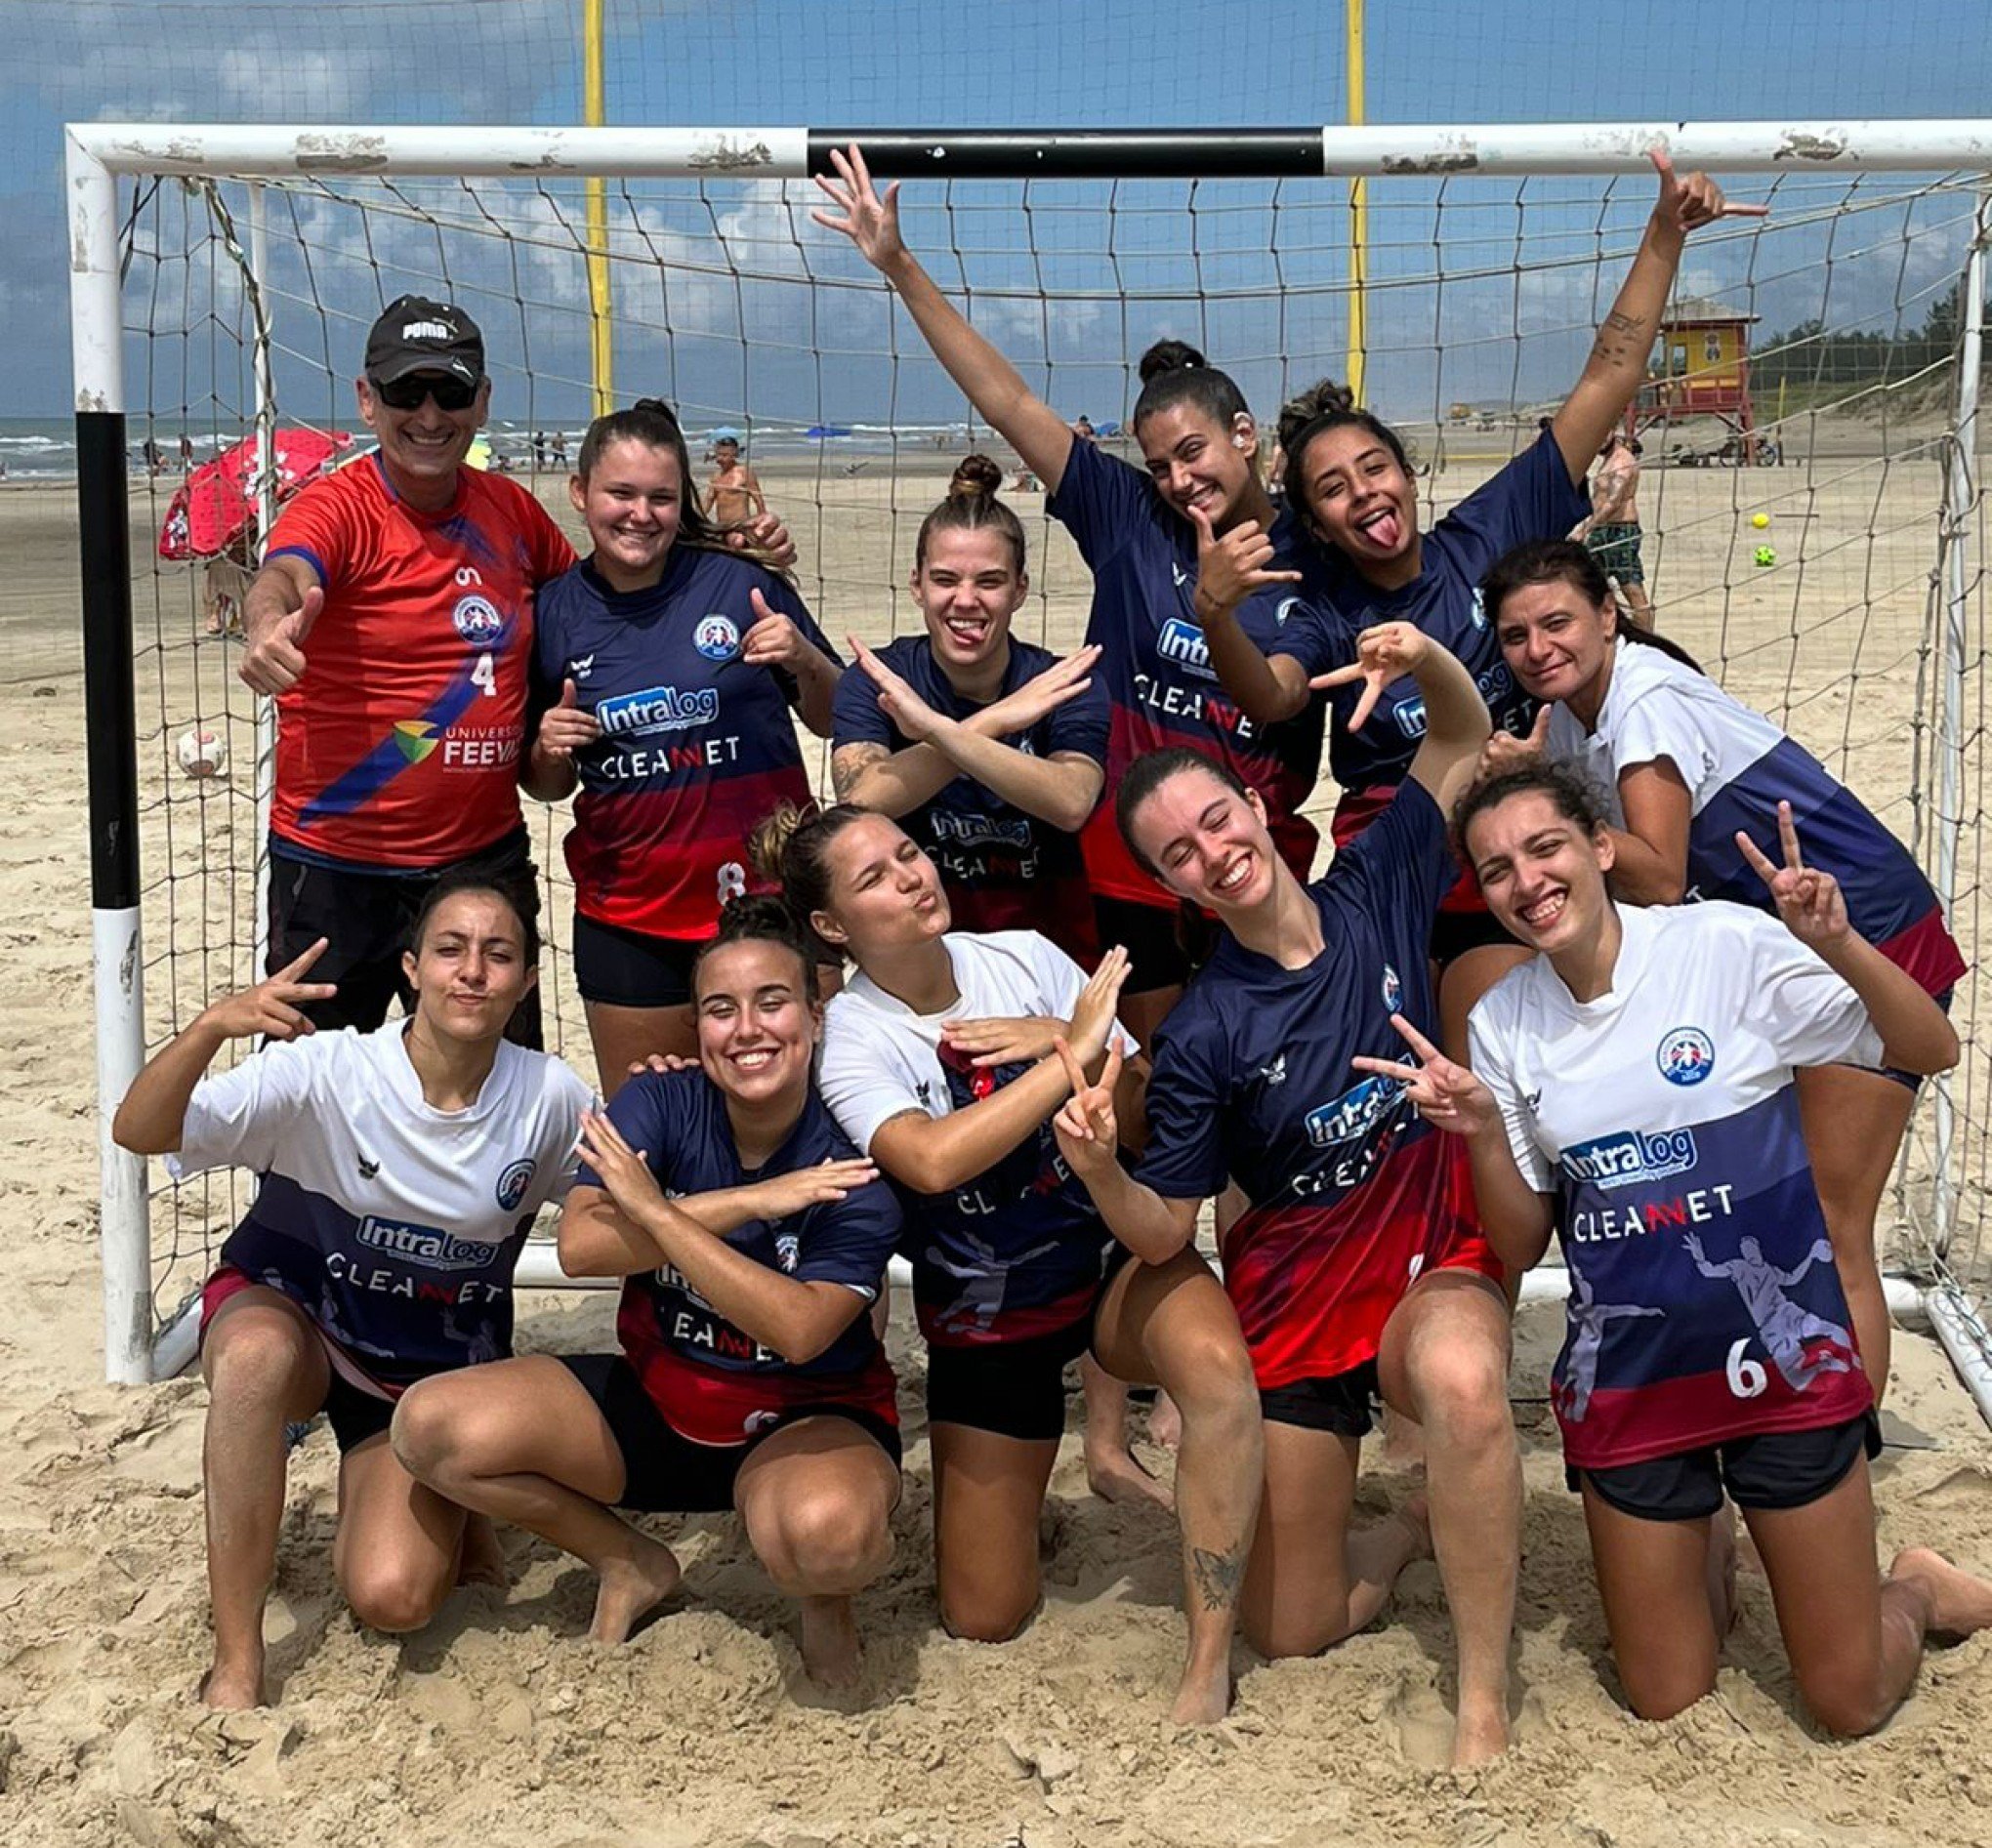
[1470,902,1879,1469]
[1137,781,1496,1387]
[265,456,575,869]
[584,1069,900,1448]
[831,635,1106,964]
[1550,637,1967,1000]
[1046,440,1341,908]
[532,554,837,940]
[1317,429,1590,911]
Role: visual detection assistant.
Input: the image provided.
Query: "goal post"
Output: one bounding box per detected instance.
[66,119,1992,1406]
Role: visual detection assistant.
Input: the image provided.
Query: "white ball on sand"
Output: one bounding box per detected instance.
[177,725,228,778]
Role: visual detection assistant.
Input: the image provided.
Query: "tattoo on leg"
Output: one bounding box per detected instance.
[1189,1543,1247,1612]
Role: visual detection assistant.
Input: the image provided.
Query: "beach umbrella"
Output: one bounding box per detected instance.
[157,428,352,561]
[708,425,741,442]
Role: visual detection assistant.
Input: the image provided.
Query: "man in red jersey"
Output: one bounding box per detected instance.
[239,296,570,1045]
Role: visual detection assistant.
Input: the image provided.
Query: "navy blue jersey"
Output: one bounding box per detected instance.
[832,634,1105,961]
[532,554,838,939]
[1138,781,1495,1386]
[1046,439,1342,906]
[1317,430,1590,903]
[583,1069,899,1445]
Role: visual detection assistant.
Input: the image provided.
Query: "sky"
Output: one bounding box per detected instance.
[8,0,1991,427]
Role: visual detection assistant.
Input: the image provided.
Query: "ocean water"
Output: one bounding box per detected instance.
[0,416,984,482]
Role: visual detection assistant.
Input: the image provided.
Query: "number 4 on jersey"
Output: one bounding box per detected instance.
[471,651,496,696]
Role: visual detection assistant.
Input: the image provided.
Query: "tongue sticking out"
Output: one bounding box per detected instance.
[1361,509,1404,554]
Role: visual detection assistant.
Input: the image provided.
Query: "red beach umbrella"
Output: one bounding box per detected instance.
[157,428,352,561]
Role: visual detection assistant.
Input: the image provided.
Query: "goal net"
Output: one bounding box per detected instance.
[67,122,1992,1406]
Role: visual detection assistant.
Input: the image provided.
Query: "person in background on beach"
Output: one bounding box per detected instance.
[1477,537,1968,1401]
[235,298,792,1051]
[830,455,1167,1507]
[1071,414,1097,442]
[1577,433,1653,628]
[1190,152,1755,1061]
[1401,760,1992,1735]
[552,430,569,468]
[110,878,591,1710]
[1060,626,1521,1767]
[706,434,768,525]
[764,802,1265,1725]
[393,898,903,1688]
[525,397,840,1089]
[812,144,1342,1052]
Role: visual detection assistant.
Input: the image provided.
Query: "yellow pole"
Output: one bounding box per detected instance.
[1345,0,1368,403]
[584,0,613,419]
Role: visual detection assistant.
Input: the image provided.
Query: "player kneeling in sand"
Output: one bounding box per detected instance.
[393,900,902,1687]
[112,878,591,1708]
[1389,763,1992,1732]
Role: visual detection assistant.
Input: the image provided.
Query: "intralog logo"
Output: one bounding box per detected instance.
[598,683,722,737]
[1305,1072,1409,1150]
[1156,617,1218,680]
[1559,1126,1699,1191]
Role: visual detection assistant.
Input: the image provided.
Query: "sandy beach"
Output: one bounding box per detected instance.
[1,447,1989,1848]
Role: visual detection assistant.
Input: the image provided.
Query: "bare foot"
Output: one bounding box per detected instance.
[197,1658,266,1710]
[1451,1699,1511,1769]
[456,1514,510,1589]
[1169,1652,1233,1727]
[1148,1391,1183,1452]
[1890,1546,1992,1638]
[1085,1437,1175,1511]
[799,1594,862,1688]
[587,1538,683,1644]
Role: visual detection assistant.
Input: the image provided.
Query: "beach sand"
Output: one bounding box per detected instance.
[0,453,1988,1848]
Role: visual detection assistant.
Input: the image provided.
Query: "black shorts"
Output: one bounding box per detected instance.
[571,910,701,1009]
[1093,894,1192,996]
[266,826,544,1047]
[1260,1359,1383,1437]
[924,1318,1098,1444]
[1570,1411,1881,1523]
[1430,905,1522,969]
[322,1371,397,1453]
[561,1353,901,1514]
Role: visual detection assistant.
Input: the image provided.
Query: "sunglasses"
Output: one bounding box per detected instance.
[372,373,480,413]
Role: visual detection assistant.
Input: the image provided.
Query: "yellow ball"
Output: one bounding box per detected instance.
[1751,512,1770,529]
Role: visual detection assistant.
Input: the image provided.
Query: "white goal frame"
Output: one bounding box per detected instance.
[64,119,1992,1412]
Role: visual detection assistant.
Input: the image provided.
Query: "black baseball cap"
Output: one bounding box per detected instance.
[364,295,485,388]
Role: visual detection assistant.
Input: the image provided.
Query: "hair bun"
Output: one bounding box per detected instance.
[747,800,815,884]
[1275,377,1357,452]
[1138,339,1207,385]
[947,453,1004,503]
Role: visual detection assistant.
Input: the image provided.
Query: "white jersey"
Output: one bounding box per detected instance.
[172,1025,593,1385]
[1546,637,1962,994]
[817,930,1138,1348]
[1468,901,1880,1468]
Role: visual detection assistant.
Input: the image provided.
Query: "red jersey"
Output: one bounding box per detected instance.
[265,456,575,869]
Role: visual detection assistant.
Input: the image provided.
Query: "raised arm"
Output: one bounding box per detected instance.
[1186,505,1315,724]
[1050,1040,1204,1264]
[1550,153,1761,483]
[1739,801,1961,1077]
[811,144,1076,493]
[868,947,1130,1195]
[1315,623,1490,815]
[111,941,337,1154]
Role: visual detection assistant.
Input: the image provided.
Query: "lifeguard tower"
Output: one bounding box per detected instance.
[1629,297,1762,462]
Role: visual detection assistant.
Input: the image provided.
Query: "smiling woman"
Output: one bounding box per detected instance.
[521,396,843,1088]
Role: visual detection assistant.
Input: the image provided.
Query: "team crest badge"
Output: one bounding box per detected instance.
[452,595,505,646]
[1655,1027,1716,1088]
[496,1158,537,1211]
[694,614,741,661]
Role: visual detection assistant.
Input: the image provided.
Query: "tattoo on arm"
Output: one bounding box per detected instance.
[1188,1542,1249,1612]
